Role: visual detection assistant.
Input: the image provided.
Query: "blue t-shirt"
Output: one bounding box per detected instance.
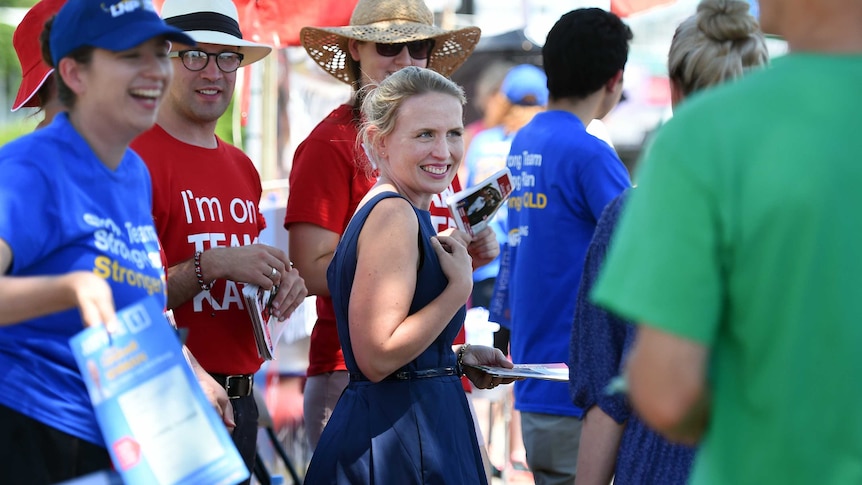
[464,126,513,284]
[506,110,630,416]
[0,114,166,446]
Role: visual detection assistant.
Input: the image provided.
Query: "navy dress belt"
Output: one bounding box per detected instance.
[350,366,458,382]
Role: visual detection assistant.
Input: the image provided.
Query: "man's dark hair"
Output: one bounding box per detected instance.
[543,8,633,101]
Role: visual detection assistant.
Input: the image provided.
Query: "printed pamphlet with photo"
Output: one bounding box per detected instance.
[446,167,514,237]
[242,283,287,360]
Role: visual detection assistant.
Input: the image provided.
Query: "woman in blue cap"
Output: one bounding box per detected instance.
[0,0,196,482]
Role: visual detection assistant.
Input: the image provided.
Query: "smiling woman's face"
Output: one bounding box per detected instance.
[376,91,464,209]
[70,37,173,140]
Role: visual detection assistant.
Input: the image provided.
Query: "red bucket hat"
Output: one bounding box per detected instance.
[11,0,65,112]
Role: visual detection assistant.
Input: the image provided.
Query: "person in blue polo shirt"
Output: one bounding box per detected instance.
[504,9,632,484]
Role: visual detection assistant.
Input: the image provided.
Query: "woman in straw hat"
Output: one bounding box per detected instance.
[0,0,197,481]
[284,0,498,457]
[304,65,513,485]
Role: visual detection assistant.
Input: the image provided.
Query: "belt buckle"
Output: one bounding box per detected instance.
[224,374,251,399]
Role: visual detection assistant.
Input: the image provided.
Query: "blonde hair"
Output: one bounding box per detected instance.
[669,0,768,97]
[358,66,466,171]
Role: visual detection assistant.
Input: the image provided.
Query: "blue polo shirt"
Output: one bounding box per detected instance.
[506,110,630,417]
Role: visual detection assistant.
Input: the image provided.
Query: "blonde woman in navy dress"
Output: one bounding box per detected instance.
[305,66,515,484]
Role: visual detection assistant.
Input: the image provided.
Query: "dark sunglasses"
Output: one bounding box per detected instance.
[374,39,435,60]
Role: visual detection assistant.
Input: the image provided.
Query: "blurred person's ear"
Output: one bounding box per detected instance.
[670,78,685,111]
[605,70,624,94]
[348,39,362,62]
[58,57,86,96]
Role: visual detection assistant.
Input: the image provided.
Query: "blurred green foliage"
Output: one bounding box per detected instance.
[217,97,235,144]
[0,23,15,73]
[0,105,235,148]
[1,103,236,147]
[0,116,37,145]
[1,1,38,94]
[0,0,38,7]
[1,22,20,114]
[1,1,38,142]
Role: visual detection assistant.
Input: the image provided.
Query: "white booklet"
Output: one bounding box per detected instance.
[69,296,248,485]
[466,362,569,382]
[242,283,286,360]
[446,167,514,237]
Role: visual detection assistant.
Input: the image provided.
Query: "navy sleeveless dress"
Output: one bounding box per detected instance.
[304,192,487,485]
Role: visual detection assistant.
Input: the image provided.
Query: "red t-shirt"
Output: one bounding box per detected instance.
[133,125,266,375]
[285,105,468,384]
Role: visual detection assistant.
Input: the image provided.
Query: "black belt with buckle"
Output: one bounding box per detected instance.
[350,366,458,382]
[211,373,254,399]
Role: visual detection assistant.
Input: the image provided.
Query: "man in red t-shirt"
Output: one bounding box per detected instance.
[131,1,307,480]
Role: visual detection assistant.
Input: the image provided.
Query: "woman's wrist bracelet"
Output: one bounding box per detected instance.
[456,343,471,377]
[193,250,214,291]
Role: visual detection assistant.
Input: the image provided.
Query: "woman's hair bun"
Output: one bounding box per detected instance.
[697,0,760,42]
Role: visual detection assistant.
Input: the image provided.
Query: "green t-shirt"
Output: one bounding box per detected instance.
[593,54,862,484]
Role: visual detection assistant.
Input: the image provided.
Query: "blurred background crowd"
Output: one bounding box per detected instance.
[0,0,782,177]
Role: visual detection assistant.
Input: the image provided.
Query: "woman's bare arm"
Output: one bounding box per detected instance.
[349,198,473,381]
[288,222,341,297]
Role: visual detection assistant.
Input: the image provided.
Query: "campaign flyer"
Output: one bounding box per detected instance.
[70,296,248,485]
[446,167,514,237]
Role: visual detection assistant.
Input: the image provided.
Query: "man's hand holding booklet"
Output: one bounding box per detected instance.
[446,167,514,237]
[242,284,283,360]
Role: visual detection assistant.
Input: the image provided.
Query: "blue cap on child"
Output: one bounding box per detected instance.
[501,64,549,106]
[49,0,196,66]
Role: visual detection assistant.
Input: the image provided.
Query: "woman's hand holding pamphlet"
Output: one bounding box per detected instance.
[466,362,569,382]
[446,168,514,237]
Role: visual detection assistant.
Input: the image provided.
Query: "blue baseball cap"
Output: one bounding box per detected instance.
[501,64,549,106]
[49,0,196,66]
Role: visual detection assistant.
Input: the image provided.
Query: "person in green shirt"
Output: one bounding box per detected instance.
[591,0,862,484]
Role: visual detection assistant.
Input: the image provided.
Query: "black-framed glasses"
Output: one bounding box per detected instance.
[170,50,245,73]
[374,39,435,60]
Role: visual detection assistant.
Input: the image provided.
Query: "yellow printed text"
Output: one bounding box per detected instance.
[94,256,164,296]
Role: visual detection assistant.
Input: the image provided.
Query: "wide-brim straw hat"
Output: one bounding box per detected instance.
[301,0,481,85]
[161,0,272,67]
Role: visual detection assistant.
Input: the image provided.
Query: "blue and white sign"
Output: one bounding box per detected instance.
[70,296,248,485]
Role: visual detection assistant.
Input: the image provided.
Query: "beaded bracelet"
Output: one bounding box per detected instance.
[456,343,471,377]
[193,250,214,291]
